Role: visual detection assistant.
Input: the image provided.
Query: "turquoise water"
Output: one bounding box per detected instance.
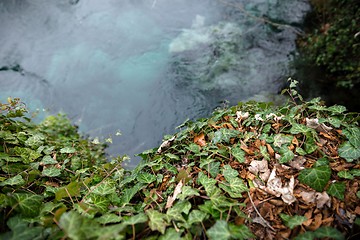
[0,0,310,167]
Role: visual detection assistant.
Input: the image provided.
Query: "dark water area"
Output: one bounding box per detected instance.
[0,0,310,167]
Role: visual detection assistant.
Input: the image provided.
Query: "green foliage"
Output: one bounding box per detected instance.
[1,88,358,239]
[300,0,360,88]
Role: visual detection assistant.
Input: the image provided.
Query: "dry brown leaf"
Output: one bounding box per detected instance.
[288,156,306,170]
[165,180,183,209]
[315,192,331,208]
[266,143,275,157]
[308,213,322,231]
[194,133,206,147]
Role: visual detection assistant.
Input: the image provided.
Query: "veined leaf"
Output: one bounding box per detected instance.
[231,145,245,163]
[259,145,270,160]
[327,182,346,200]
[338,142,360,162]
[10,193,43,217]
[212,128,240,144]
[207,220,231,240]
[219,178,248,198]
[177,186,200,201]
[280,213,307,229]
[327,105,347,114]
[5,215,43,240]
[187,210,208,225]
[228,223,255,240]
[90,180,116,195]
[87,194,110,213]
[289,123,311,134]
[273,134,292,148]
[0,174,25,186]
[304,135,318,154]
[159,228,182,240]
[314,226,345,240]
[222,165,238,181]
[146,209,168,234]
[337,170,354,180]
[42,166,61,177]
[198,172,217,195]
[96,213,122,225]
[59,211,99,240]
[60,147,76,154]
[298,165,331,192]
[279,146,294,163]
[122,213,148,225]
[208,161,220,178]
[55,181,82,201]
[342,127,360,147]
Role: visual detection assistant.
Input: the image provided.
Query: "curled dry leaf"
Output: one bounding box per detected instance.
[194,133,206,147]
[315,192,331,208]
[288,156,306,170]
[306,118,333,133]
[249,159,271,181]
[236,111,249,122]
[256,167,296,204]
[157,136,176,153]
[165,180,183,209]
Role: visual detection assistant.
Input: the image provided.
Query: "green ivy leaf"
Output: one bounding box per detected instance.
[146,209,168,234]
[10,193,43,217]
[338,142,360,162]
[356,191,360,199]
[187,210,208,225]
[159,228,182,240]
[5,215,43,240]
[222,165,238,181]
[40,155,58,165]
[304,135,318,154]
[342,127,360,147]
[96,213,122,225]
[198,172,217,196]
[42,166,62,177]
[294,231,315,240]
[137,172,157,184]
[290,123,311,134]
[207,220,231,240]
[219,177,248,198]
[0,174,25,186]
[279,213,307,229]
[208,161,220,178]
[298,165,331,192]
[87,194,110,213]
[273,134,292,147]
[25,134,44,148]
[350,169,360,177]
[337,171,354,180]
[122,213,148,225]
[59,211,99,240]
[55,181,82,201]
[231,145,245,163]
[327,182,346,200]
[177,186,200,201]
[314,226,344,240]
[279,146,294,163]
[327,105,346,114]
[60,147,76,154]
[91,181,116,196]
[212,128,240,144]
[228,223,255,240]
[259,145,270,160]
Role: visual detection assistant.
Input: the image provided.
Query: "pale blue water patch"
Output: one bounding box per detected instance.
[0,0,310,167]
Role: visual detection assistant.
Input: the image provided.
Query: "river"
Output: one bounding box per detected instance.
[0,0,310,167]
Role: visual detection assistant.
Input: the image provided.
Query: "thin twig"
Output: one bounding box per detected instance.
[247,191,275,231]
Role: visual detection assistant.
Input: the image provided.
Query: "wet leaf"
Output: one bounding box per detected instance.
[327,182,346,200]
[280,213,307,229]
[298,165,331,192]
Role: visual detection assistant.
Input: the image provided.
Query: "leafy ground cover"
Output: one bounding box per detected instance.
[1,80,359,239]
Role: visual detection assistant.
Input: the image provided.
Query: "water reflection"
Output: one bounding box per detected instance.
[0,0,309,167]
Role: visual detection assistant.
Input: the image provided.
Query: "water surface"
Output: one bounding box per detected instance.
[0,0,310,167]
